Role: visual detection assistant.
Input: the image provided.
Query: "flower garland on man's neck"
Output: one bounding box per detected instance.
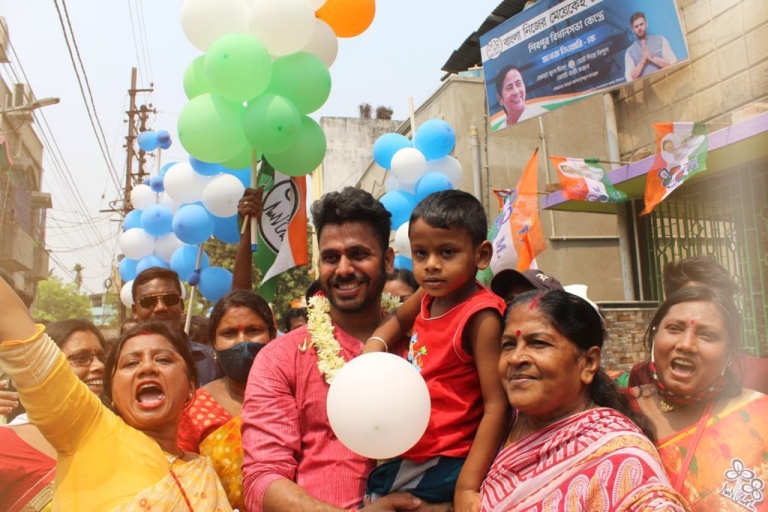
[306,292,401,384]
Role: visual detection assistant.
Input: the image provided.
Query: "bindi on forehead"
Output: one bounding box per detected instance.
[690,318,696,325]
[515,330,522,337]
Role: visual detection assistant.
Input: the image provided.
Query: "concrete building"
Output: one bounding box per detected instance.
[0,26,52,306]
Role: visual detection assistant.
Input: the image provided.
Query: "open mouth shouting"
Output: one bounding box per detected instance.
[669,357,697,380]
[135,381,166,410]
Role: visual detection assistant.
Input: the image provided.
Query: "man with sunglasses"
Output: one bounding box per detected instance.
[131,268,220,386]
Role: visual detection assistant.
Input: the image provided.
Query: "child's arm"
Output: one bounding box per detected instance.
[362,288,424,353]
[454,310,509,512]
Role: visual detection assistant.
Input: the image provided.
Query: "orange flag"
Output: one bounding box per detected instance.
[488,149,546,273]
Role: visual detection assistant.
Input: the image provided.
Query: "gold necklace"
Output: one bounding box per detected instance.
[659,396,675,413]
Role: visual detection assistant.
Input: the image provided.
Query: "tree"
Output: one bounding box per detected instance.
[375,105,393,120]
[73,263,84,291]
[34,276,93,322]
[359,103,372,119]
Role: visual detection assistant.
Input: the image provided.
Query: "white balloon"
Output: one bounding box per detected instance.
[391,148,427,185]
[181,0,250,52]
[393,223,412,258]
[425,156,463,188]
[310,0,326,9]
[154,232,185,263]
[163,163,210,205]
[120,280,135,308]
[159,192,181,214]
[120,228,155,260]
[249,0,316,57]
[202,173,246,218]
[328,353,431,459]
[300,19,338,68]
[130,184,157,211]
[384,174,400,193]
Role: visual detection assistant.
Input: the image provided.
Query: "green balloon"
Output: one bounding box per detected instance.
[183,55,211,100]
[267,52,331,115]
[264,116,326,177]
[177,93,248,164]
[205,33,272,102]
[243,94,301,154]
[220,144,261,171]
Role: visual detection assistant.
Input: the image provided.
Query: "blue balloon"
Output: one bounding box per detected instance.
[140,204,173,236]
[124,209,143,230]
[170,245,210,278]
[187,271,201,286]
[119,257,139,281]
[394,255,413,272]
[214,214,241,244]
[413,119,456,161]
[137,131,159,152]
[373,133,412,170]
[415,172,453,202]
[189,156,225,177]
[160,162,177,177]
[380,190,418,230]
[172,204,215,245]
[160,139,172,150]
[136,255,169,275]
[199,266,233,302]
[156,129,171,145]
[149,176,165,193]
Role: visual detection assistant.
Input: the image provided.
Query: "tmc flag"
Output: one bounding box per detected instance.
[253,169,309,301]
[488,149,546,274]
[550,156,627,203]
[641,122,708,215]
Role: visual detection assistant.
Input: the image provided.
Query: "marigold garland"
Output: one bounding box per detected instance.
[306,292,401,384]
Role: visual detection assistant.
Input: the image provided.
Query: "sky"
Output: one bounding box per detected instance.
[0,0,501,294]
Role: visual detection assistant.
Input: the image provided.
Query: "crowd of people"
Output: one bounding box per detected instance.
[0,186,764,512]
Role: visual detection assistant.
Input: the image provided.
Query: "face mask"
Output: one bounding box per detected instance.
[215,342,267,383]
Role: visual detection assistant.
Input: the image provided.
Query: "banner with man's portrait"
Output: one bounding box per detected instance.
[481,0,689,131]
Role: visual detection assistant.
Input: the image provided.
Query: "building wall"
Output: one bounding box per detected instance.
[358,77,626,300]
[615,0,768,157]
[600,306,657,372]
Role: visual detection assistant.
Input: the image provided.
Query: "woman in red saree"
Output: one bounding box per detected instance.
[178,290,276,510]
[481,289,686,511]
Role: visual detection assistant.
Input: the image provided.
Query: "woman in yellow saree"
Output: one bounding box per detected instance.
[179,290,276,510]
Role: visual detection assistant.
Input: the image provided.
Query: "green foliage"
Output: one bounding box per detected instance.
[34,276,93,322]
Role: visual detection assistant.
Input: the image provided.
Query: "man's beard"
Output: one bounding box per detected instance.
[322,261,387,314]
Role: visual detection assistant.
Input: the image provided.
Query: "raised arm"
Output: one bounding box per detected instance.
[0,277,38,342]
[454,309,509,512]
[233,187,264,290]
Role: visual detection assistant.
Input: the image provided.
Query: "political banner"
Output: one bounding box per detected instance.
[550,156,627,203]
[641,122,708,215]
[481,0,689,130]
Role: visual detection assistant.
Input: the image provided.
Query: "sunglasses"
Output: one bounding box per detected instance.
[67,351,107,368]
[138,293,181,309]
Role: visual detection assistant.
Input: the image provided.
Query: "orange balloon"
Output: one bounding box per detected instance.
[316,0,376,38]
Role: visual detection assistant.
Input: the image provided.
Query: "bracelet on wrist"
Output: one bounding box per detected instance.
[365,336,388,352]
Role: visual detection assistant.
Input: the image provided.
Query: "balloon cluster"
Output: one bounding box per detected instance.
[373,119,463,270]
[178,0,375,176]
[118,131,246,306]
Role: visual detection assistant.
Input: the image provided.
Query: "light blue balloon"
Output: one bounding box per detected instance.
[170,245,210,278]
[160,162,177,177]
[189,156,225,177]
[199,266,233,302]
[136,255,169,275]
[380,190,417,230]
[124,209,143,230]
[414,119,456,161]
[160,139,172,150]
[149,176,165,193]
[156,129,171,145]
[373,133,412,170]
[415,172,453,202]
[172,204,215,245]
[140,204,173,236]
[214,214,241,244]
[394,255,413,272]
[119,257,139,281]
[137,131,159,152]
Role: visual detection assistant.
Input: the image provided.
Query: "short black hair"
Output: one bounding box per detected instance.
[494,65,522,97]
[305,279,322,304]
[283,307,308,332]
[662,255,739,299]
[132,268,183,301]
[409,190,488,246]
[310,187,392,255]
[104,321,197,404]
[46,318,107,350]
[387,269,418,293]
[208,290,276,343]
[630,11,646,24]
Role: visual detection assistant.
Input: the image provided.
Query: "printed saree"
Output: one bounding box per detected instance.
[113,456,232,511]
[657,393,768,511]
[480,408,686,511]
[200,416,245,511]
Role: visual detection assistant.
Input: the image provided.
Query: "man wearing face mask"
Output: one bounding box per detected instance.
[178,290,277,510]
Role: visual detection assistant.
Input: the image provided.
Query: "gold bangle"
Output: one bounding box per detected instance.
[366,336,388,352]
